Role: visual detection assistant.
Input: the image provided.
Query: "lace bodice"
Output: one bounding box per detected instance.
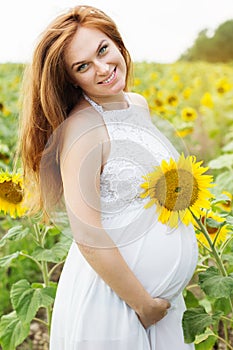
[83,93,179,221]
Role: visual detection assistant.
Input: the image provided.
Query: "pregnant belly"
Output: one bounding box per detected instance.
[119,221,198,302]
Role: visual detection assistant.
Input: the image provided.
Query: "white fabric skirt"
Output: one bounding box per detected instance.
[50,207,197,350]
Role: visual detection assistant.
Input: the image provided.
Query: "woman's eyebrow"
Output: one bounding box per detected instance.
[71,39,106,69]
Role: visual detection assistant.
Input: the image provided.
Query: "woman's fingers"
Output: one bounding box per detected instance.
[137,297,171,328]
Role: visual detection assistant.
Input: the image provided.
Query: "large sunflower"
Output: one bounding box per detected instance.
[0,171,27,217]
[196,210,229,247]
[140,154,214,227]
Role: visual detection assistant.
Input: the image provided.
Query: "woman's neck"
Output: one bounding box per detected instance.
[83,91,129,110]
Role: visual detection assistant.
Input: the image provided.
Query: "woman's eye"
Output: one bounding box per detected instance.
[99,45,108,55]
[77,63,88,72]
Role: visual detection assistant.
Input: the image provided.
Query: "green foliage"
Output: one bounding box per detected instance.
[0,311,30,350]
[0,215,72,349]
[199,267,233,299]
[194,329,217,350]
[182,307,222,343]
[182,193,233,348]
[180,20,233,63]
[11,279,56,323]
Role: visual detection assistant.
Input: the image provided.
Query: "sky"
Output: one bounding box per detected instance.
[1,0,233,63]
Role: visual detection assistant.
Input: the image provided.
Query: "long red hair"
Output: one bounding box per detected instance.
[17,5,132,215]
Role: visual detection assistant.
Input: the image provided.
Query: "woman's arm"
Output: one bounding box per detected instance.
[60,111,170,327]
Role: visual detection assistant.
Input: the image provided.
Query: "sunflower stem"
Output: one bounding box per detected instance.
[32,222,52,333]
[32,317,49,328]
[33,222,41,244]
[196,237,212,253]
[19,252,42,271]
[223,320,229,348]
[48,260,65,278]
[189,209,227,277]
[221,315,233,325]
[41,259,52,333]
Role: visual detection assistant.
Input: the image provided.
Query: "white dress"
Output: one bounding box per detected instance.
[49,94,198,350]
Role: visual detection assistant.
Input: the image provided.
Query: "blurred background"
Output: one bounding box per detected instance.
[1,0,233,63]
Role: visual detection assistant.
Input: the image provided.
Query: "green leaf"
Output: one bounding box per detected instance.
[0,226,30,247]
[199,266,233,298]
[182,306,222,343]
[199,298,212,314]
[205,217,225,229]
[194,328,215,343]
[214,297,232,314]
[32,241,69,263]
[184,290,200,308]
[10,279,55,323]
[0,251,21,267]
[195,336,216,350]
[195,328,216,350]
[208,154,233,170]
[0,311,30,350]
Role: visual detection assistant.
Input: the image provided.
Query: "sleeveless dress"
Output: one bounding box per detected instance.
[49,93,198,350]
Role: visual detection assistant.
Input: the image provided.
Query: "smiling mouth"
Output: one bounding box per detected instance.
[99,67,117,85]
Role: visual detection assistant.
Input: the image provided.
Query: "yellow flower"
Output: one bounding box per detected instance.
[166,94,178,107]
[201,92,214,108]
[181,107,198,121]
[172,74,180,82]
[196,210,229,247]
[0,171,27,217]
[154,98,164,108]
[182,88,192,99]
[176,127,193,138]
[215,191,232,213]
[142,90,150,99]
[216,78,231,94]
[151,98,166,115]
[140,154,214,227]
[150,72,158,80]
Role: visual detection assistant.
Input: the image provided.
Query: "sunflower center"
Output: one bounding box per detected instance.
[0,180,23,204]
[155,99,163,107]
[217,87,225,94]
[154,168,199,211]
[223,200,231,209]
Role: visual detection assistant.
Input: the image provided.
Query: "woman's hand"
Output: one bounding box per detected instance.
[137,297,171,329]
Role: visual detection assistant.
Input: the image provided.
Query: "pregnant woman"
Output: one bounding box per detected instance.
[18,5,198,349]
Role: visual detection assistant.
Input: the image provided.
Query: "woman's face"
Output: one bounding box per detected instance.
[65,26,127,101]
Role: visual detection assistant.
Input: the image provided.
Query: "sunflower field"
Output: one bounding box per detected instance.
[0,61,233,349]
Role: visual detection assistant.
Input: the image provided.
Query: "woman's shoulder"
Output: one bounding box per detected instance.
[126,92,149,110]
[65,98,104,133]
[59,99,105,162]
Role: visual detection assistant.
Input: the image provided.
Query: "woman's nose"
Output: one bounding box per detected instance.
[95,61,110,75]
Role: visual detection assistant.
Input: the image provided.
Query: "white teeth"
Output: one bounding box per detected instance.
[102,70,115,84]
